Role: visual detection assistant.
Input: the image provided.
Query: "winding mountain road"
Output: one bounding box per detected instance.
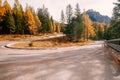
[0,41,120,80]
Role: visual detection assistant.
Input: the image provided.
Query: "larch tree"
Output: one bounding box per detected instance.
[25,5,37,35]
[0,0,5,33]
[53,22,56,32]
[2,0,16,34]
[0,0,5,22]
[35,16,41,33]
[3,0,12,14]
[82,11,95,40]
[56,23,61,33]
[50,16,54,33]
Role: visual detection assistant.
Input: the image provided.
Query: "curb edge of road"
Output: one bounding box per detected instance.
[5,41,57,50]
[4,34,66,50]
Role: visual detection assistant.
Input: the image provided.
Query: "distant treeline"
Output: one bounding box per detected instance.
[0,0,113,41]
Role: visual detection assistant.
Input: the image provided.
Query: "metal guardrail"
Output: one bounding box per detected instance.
[105,39,120,66]
[105,39,120,52]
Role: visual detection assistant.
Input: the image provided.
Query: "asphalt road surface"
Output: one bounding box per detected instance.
[0,41,120,80]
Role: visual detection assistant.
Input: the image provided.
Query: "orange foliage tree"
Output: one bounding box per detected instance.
[25,5,37,35]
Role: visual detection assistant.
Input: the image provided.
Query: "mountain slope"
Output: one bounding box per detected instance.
[86,9,111,24]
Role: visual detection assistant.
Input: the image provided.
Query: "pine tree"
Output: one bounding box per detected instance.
[66,4,73,24]
[64,4,84,42]
[74,3,83,41]
[97,26,103,40]
[75,3,81,17]
[37,6,51,33]
[13,0,25,34]
[61,10,65,23]
[110,0,120,38]
[2,12,16,34]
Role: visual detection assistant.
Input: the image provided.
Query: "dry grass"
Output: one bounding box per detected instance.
[13,38,92,48]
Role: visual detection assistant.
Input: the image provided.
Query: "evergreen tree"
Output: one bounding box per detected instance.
[2,0,15,34]
[63,4,73,41]
[13,0,25,34]
[66,4,73,24]
[110,0,120,38]
[64,4,83,42]
[2,12,16,34]
[97,26,103,40]
[61,10,65,23]
[75,3,81,17]
[37,6,51,33]
[73,3,83,41]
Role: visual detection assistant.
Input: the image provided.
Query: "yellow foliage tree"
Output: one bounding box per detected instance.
[53,22,56,32]
[0,0,5,22]
[25,5,37,35]
[0,0,5,31]
[56,23,61,33]
[50,20,54,33]
[35,16,41,32]
[82,11,95,40]
[3,0,12,14]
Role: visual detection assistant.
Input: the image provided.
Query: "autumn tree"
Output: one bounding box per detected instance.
[82,11,95,40]
[25,5,37,35]
[35,16,41,33]
[56,23,61,33]
[4,0,12,14]
[49,16,57,33]
[50,16,54,33]
[0,0,5,22]
[0,0,5,33]
[2,0,15,34]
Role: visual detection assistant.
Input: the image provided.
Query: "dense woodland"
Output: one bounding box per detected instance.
[0,0,119,41]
